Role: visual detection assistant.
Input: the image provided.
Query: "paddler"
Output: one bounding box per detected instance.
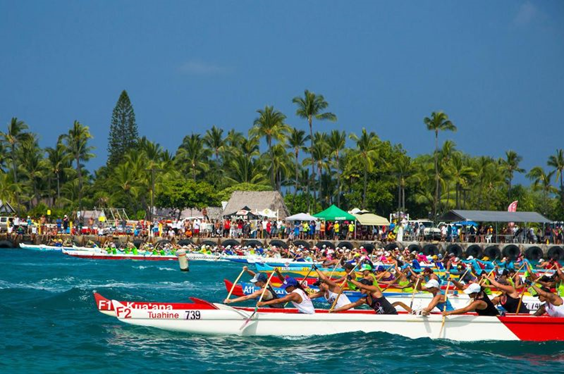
[529,283,564,318]
[333,278,408,314]
[258,277,315,314]
[309,267,352,309]
[485,275,529,314]
[442,283,500,317]
[224,267,284,308]
[419,279,454,315]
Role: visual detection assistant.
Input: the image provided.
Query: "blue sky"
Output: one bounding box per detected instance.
[0,0,562,185]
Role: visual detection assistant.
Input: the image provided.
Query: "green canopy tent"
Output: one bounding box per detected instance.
[313,205,356,221]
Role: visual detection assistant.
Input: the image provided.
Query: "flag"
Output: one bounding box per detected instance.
[508,201,518,227]
[508,201,518,212]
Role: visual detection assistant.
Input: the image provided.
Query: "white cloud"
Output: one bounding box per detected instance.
[513,1,538,26]
[178,60,232,76]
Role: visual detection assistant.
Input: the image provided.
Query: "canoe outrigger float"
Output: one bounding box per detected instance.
[93,293,562,341]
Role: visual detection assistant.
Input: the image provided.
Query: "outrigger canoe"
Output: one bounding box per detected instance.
[223,280,543,313]
[19,243,74,251]
[93,293,562,341]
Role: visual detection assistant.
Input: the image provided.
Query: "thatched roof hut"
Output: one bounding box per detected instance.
[222,191,289,219]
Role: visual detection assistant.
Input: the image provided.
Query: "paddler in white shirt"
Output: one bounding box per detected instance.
[308,266,352,309]
[258,277,316,314]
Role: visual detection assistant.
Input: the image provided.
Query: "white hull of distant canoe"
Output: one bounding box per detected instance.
[98,296,562,341]
[19,243,74,251]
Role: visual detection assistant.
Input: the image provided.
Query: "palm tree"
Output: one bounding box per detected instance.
[0,117,31,212]
[226,154,268,185]
[292,90,337,209]
[46,135,71,207]
[249,106,290,189]
[304,133,330,206]
[547,149,564,196]
[448,152,476,209]
[19,136,49,208]
[286,128,310,204]
[424,111,456,219]
[176,134,210,180]
[62,121,94,211]
[527,166,557,215]
[502,150,525,197]
[327,130,346,206]
[203,125,226,187]
[349,129,381,209]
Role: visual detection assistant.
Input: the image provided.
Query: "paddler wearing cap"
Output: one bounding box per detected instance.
[529,282,564,318]
[418,279,454,315]
[442,283,499,317]
[257,277,315,314]
[308,266,352,309]
[224,267,284,308]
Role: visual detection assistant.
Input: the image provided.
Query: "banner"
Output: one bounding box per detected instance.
[507,201,518,212]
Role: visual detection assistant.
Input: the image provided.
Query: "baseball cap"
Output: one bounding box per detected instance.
[250,273,268,283]
[464,283,481,295]
[467,256,474,260]
[281,277,299,288]
[424,279,440,289]
[361,264,372,271]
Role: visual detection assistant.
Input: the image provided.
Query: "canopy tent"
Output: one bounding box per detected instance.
[286,213,318,221]
[353,212,390,226]
[313,205,356,221]
[453,220,479,226]
[439,210,551,223]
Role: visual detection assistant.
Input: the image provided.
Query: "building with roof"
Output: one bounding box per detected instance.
[222,191,289,219]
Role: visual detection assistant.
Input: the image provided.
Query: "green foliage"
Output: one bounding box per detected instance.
[156,179,220,218]
[107,90,138,167]
[1,91,563,222]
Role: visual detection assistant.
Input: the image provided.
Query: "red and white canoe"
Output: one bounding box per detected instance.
[93,293,563,341]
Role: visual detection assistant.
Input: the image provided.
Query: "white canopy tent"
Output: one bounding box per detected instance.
[285,213,318,221]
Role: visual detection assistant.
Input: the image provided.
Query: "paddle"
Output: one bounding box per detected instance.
[328,258,364,313]
[409,278,421,309]
[516,271,544,314]
[438,280,451,338]
[225,268,246,302]
[328,253,346,279]
[239,270,276,330]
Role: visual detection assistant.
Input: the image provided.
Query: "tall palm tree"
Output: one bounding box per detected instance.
[292,90,337,209]
[527,166,557,215]
[286,128,310,204]
[502,150,525,197]
[62,121,94,211]
[226,154,268,185]
[424,111,456,219]
[176,134,210,180]
[0,117,31,212]
[327,130,346,206]
[349,129,381,209]
[203,125,226,186]
[46,135,71,207]
[19,136,49,208]
[547,149,564,195]
[448,152,476,209]
[249,106,290,189]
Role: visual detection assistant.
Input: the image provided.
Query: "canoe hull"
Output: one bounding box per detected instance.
[94,293,562,341]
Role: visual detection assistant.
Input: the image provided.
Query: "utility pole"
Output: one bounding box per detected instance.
[146,167,164,222]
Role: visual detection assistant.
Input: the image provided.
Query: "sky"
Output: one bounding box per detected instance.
[0,0,563,185]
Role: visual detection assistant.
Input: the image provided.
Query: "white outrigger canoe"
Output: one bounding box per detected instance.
[19,243,74,251]
[94,293,563,342]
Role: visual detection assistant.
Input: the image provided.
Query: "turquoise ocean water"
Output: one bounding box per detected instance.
[0,249,563,374]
